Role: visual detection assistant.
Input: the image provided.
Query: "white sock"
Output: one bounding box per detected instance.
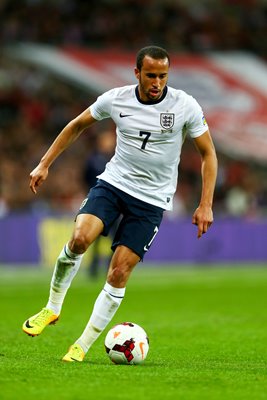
[76,282,125,353]
[46,244,83,315]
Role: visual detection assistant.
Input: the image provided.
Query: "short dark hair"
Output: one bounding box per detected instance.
[136,46,170,70]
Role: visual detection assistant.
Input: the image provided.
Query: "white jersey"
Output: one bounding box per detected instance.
[89,85,208,210]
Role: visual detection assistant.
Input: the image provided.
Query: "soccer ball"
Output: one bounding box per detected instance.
[104,322,149,365]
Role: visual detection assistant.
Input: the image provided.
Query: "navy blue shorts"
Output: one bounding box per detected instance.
[77,180,164,259]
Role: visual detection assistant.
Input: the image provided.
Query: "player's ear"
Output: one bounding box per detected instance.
[134,67,140,80]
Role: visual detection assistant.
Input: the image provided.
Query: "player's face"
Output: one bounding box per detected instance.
[135,56,169,102]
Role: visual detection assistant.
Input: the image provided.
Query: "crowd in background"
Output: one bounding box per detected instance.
[1,0,267,55]
[0,61,95,215]
[1,0,267,219]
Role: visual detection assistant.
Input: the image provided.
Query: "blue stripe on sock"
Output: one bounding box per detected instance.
[103,289,124,299]
[64,245,73,259]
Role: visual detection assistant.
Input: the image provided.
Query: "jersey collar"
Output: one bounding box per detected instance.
[135,85,168,105]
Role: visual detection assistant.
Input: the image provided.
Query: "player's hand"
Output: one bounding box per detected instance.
[29,164,49,194]
[192,205,213,239]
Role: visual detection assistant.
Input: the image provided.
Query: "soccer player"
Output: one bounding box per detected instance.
[22,46,217,362]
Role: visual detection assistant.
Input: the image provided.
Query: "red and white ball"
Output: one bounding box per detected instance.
[105,322,149,365]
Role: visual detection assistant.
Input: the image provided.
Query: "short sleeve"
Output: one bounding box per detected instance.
[89,88,115,121]
[185,95,209,138]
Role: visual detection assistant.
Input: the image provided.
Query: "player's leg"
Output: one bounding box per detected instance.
[22,181,121,337]
[62,244,139,362]
[62,192,164,362]
[22,214,103,337]
[45,213,104,313]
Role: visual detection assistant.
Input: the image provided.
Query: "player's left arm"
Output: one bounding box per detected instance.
[192,129,218,238]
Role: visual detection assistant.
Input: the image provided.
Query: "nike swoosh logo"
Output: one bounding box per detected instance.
[139,342,145,359]
[25,320,33,328]
[119,112,133,118]
[144,226,159,252]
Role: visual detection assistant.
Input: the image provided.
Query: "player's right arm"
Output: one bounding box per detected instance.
[30,108,97,194]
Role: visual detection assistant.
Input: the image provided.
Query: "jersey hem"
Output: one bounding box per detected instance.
[98,177,170,211]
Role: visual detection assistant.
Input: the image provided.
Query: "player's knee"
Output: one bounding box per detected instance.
[107,261,134,287]
[69,232,90,254]
[108,267,127,287]
[107,246,139,287]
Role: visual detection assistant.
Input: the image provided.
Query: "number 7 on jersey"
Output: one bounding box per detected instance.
[139,131,151,150]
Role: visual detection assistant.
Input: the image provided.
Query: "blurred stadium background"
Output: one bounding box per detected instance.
[1,0,267,267]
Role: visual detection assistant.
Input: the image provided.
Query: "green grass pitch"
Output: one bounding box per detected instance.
[0,264,267,400]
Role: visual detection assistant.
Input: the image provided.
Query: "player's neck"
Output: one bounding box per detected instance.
[135,86,168,105]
